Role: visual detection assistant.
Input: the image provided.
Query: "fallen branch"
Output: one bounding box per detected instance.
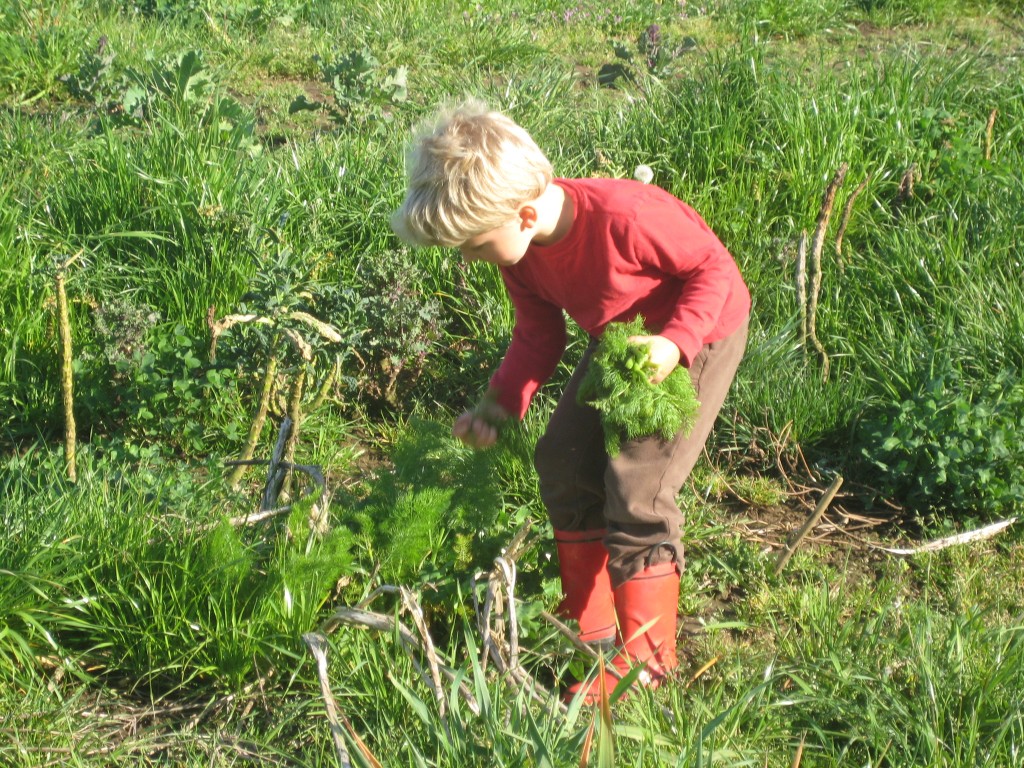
[774,475,844,576]
[877,517,1017,556]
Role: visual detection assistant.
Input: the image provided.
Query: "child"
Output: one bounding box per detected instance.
[391,100,750,702]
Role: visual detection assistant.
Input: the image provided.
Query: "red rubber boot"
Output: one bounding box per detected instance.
[566,561,680,705]
[553,529,616,648]
[613,561,680,685]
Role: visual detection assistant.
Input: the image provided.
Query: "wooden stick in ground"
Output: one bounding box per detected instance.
[302,632,353,768]
[807,163,848,381]
[226,460,325,526]
[774,475,844,576]
[56,265,78,483]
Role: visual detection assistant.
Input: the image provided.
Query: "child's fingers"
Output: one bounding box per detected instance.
[453,412,497,448]
[452,412,474,440]
[472,419,497,447]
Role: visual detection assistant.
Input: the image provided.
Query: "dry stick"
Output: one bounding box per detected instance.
[337,713,384,768]
[260,417,292,512]
[302,632,353,768]
[796,230,808,346]
[502,519,535,562]
[773,475,844,576]
[228,354,279,490]
[834,173,871,272]
[478,554,566,711]
[474,570,498,673]
[55,258,79,483]
[807,164,848,382]
[540,611,614,667]
[985,108,997,161]
[685,656,719,689]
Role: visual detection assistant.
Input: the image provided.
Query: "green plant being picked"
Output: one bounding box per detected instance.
[577,317,699,456]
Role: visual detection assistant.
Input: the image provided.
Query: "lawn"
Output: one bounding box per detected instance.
[1,0,1023,765]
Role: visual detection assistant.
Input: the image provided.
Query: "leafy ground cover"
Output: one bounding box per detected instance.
[2,0,1023,765]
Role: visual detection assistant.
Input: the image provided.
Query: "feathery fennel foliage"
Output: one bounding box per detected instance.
[351,418,505,582]
[577,318,700,456]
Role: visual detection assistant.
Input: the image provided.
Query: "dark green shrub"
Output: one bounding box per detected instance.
[858,366,1024,517]
[289,47,408,127]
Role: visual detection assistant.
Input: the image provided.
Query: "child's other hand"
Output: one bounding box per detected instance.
[452,391,510,448]
[627,334,681,384]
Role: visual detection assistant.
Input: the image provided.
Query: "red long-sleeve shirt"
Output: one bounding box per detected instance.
[489,177,751,420]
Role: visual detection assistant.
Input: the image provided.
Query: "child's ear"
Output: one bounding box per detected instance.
[518,204,538,230]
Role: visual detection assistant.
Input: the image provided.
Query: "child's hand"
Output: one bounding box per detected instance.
[452,389,510,448]
[627,334,681,384]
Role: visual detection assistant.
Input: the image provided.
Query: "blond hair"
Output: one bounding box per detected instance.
[391,100,553,247]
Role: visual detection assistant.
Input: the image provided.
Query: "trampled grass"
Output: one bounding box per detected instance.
[1,0,1022,764]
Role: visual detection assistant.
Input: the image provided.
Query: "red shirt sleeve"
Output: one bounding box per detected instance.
[627,199,742,367]
[488,268,567,420]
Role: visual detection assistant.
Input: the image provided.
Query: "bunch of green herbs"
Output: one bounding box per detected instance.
[577,317,700,456]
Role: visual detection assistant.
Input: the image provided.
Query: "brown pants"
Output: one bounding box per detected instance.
[535,319,748,587]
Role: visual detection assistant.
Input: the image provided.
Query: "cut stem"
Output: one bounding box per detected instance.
[228,354,279,490]
[281,367,306,501]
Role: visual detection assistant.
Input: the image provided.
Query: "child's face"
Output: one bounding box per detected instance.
[458,218,533,267]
